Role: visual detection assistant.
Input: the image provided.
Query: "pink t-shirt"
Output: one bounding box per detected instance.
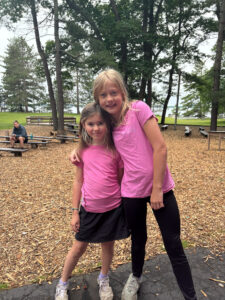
[75,145,123,213]
[113,100,175,198]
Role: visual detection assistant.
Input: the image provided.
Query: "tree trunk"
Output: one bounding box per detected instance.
[210,0,225,130]
[54,0,64,135]
[161,2,182,124]
[139,78,146,100]
[146,78,152,107]
[30,0,58,131]
[161,67,174,124]
[76,69,80,114]
[110,0,128,82]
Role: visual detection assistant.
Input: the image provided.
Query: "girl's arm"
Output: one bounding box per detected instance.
[69,148,81,164]
[143,117,167,210]
[118,167,124,184]
[71,166,83,232]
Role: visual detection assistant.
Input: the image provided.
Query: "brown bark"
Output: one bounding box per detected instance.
[30,0,58,131]
[210,0,225,130]
[110,0,128,82]
[54,0,64,135]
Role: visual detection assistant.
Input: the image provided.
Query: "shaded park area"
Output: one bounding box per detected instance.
[0,125,224,289]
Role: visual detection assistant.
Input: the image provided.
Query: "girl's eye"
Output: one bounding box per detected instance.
[87,122,93,126]
[111,91,117,95]
[100,93,106,98]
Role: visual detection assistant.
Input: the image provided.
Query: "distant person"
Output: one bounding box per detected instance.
[55,103,129,300]
[10,120,28,149]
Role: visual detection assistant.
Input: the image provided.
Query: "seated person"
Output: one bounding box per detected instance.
[10,120,28,149]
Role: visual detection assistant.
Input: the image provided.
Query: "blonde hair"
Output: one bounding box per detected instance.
[93,69,130,124]
[78,102,114,151]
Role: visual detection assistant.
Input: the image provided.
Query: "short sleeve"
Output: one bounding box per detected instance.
[133,100,158,127]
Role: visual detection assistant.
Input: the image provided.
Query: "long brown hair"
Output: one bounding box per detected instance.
[77,102,115,151]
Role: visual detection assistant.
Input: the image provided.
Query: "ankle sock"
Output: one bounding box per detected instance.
[98,272,108,280]
[59,279,68,286]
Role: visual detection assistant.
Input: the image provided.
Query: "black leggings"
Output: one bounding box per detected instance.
[122,190,197,300]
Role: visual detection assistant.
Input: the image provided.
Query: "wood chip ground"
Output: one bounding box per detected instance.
[0,126,224,288]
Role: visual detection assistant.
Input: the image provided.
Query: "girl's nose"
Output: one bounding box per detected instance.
[106,93,113,101]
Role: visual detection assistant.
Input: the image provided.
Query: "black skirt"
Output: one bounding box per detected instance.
[75,204,130,243]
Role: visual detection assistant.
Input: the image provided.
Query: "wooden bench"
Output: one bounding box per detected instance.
[26,116,76,126]
[208,131,225,150]
[56,135,79,143]
[0,148,28,157]
[0,135,10,141]
[65,123,79,137]
[29,136,54,140]
[199,129,208,138]
[0,140,48,149]
[28,141,49,148]
[184,126,192,137]
[161,125,168,131]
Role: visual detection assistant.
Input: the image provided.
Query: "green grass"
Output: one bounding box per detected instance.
[157,116,225,126]
[0,282,9,290]
[0,112,224,130]
[0,112,80,130]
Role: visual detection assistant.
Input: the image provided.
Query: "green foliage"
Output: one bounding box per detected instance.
[2,37,46,112]
[0,112,80,130]
[0,0,222,121]
[181,47,225,117]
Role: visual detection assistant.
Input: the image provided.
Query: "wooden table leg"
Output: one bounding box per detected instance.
[219,134,222,150]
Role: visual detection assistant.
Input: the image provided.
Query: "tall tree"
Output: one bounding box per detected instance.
[211,0,225,130]
[54,0,65,134]
[0,0,59,130]
[30,0,58,130]
[2,37,44,112]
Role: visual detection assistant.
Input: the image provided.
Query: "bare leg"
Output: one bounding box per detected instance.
[61,240,88,282]
[100,241,114,275]
[18,136,25,148]
[10,136,16,148]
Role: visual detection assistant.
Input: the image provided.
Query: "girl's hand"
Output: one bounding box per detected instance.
[69,148,80,164]
[150,188,164,210]
[71,213,80,232]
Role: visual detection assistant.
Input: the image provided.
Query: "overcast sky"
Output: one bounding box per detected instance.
[0,19,54,83]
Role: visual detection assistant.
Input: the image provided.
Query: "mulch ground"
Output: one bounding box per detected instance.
[0,125,224,289]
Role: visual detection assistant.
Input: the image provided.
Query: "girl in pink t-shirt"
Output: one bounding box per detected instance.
[55,103,129,300]
[70,69,197,300]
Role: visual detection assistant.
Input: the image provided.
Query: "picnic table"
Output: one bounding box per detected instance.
[208,131,225,150]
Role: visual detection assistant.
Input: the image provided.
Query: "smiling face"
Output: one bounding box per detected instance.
[83,112,107,145]
[98,80,124,121]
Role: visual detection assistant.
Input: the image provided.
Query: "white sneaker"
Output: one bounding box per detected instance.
[97,276,114,300]
[55,282,69,300]
[121,273,142,300]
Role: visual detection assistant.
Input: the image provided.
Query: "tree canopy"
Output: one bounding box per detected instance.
[0,0,224,125]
